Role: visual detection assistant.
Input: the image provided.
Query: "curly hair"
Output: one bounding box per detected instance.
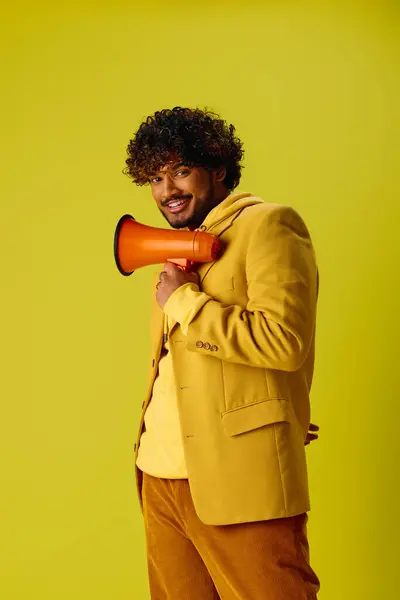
[123,107,244,191]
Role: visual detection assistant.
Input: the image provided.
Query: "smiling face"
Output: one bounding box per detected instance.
[150,159,228,230]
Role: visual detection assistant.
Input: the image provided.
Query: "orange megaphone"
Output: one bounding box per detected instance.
[114,214,223,276]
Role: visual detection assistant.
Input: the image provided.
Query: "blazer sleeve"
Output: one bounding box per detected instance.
[166,205,318,372]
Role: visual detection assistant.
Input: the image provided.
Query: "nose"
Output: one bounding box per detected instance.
[161,175,180,203]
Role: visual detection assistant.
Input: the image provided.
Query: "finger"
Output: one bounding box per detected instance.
[164,262,178,273]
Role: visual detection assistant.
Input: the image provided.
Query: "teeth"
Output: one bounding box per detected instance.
[169,200,186,208]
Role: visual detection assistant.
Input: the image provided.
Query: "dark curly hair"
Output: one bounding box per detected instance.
[123,107,244,191]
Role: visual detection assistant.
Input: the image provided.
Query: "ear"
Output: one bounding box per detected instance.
[213,166,226,183]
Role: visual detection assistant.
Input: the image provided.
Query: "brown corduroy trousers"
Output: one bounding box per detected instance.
[141,472,320,599]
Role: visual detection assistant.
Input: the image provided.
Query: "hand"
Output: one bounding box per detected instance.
[305,423,319,446]
[156,262,199,310]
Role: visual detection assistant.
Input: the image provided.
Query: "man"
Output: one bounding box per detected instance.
[124,107,320,599]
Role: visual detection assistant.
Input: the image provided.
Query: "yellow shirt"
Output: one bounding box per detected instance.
[136,282,209,479]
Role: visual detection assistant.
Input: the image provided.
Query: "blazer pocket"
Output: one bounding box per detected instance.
[221,398,291,437]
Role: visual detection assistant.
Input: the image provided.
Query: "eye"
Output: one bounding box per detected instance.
[175,168,189,177]
[151,176,162,184]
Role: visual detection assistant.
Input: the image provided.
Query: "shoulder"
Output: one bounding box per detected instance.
[239,200,310,235]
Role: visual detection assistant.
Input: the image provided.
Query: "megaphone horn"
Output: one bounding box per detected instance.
[114,214,223,276]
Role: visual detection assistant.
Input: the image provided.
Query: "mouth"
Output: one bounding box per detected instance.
[165,196,192,214]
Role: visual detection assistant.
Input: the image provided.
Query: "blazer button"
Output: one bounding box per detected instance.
[196,341,204,348]
[203,342,211,350]
[211,345,218,351]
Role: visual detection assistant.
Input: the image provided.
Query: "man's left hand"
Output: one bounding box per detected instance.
[156,262,200,310]
[305,423,319,446]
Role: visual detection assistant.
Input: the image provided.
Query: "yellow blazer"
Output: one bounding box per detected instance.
[134,193,318,526]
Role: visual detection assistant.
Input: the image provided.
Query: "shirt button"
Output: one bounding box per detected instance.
[211,345,218,351]
[196,341,204,348]
[203,342,211,350]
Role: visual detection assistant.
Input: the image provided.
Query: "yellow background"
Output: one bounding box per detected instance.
[1,1,399,598]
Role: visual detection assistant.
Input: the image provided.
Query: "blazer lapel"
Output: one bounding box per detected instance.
[166,208,245,338]
[166,241,224,339]
[197,209,244,287]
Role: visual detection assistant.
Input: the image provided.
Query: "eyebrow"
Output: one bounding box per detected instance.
[151,162,186,177]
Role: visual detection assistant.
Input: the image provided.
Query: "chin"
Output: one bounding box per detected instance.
[167,212,195,230]
[169,219,191,230]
